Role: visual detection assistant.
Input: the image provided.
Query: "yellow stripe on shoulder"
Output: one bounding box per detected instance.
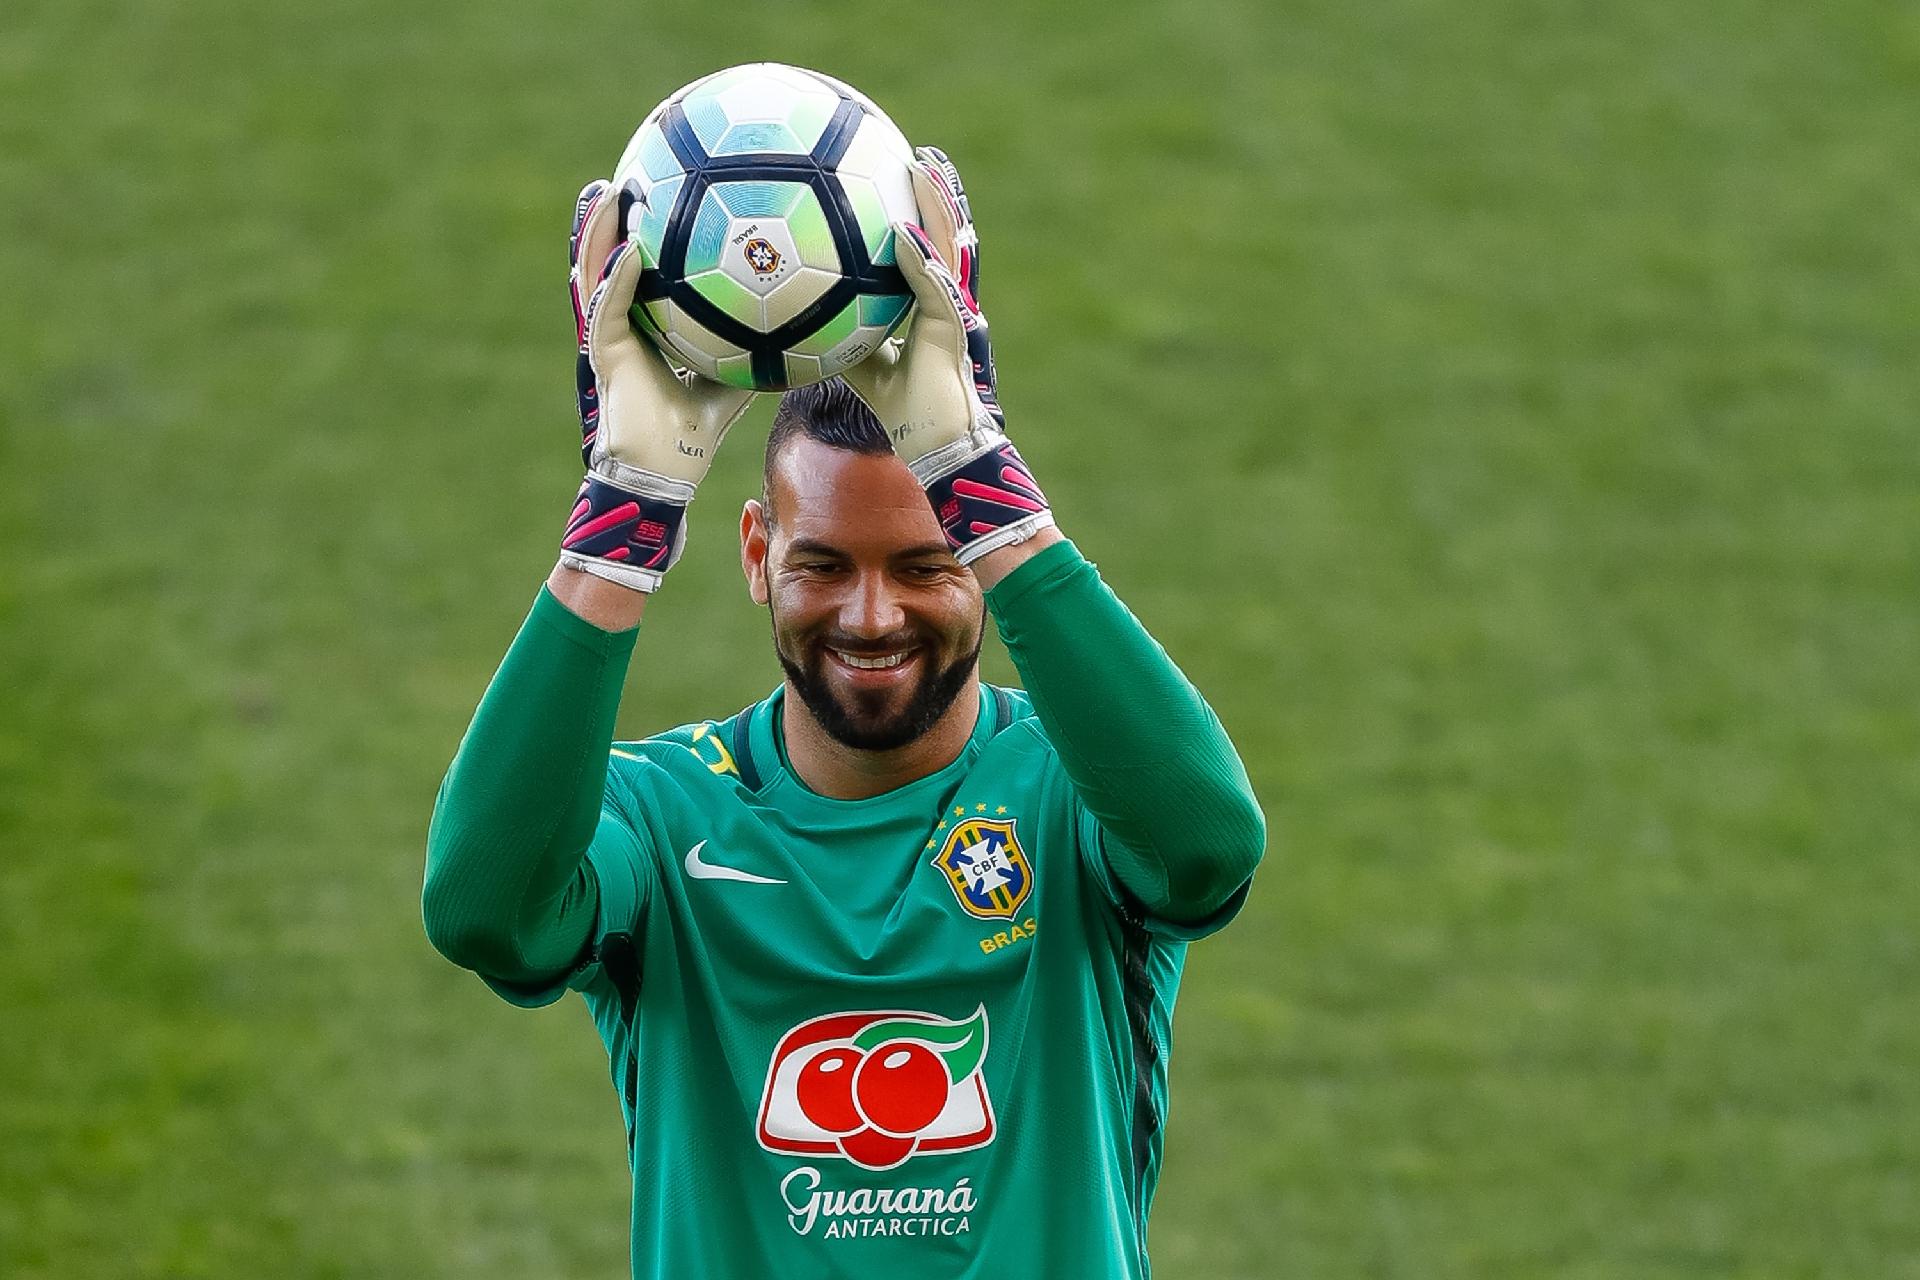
[610,747,643,762]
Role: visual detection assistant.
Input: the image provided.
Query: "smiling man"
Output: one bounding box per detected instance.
[423,149,1265,1278]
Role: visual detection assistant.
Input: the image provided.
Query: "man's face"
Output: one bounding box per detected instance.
[743,438,984,751]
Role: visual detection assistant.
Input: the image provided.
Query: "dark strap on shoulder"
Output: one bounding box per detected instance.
[989,685,1015,738]
[730,705,762,792]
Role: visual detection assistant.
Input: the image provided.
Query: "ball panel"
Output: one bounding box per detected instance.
[711,70,834,128]
[837,174,891,260]
[682,191,731,275]
[833,114,913,181]
[783,352,825,387]
[872,156,918,229]
[713,353,757,390]
[783,189,840,271]
[857,293,911,331]
[630,296,667,337]
[687,268,766,329]
[819,319,885,377]
[789,297,860,356]
[684,65,756,99]
[682,95,731,154]
[762,266,838,328]
[719,217,801,298]
[785,93,838,151]
[637,128,684,184]
[630,175,684,263]
[712,121,804,156]
[650,304,730,381]
[711,180,805,221]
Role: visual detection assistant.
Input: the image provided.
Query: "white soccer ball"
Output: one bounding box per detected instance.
[611,63,921,391]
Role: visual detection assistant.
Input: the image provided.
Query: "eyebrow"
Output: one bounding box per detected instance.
[785,538,955,562]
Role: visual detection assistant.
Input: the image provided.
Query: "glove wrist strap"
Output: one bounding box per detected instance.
[560,473,689,594]
[920,438,1053,566]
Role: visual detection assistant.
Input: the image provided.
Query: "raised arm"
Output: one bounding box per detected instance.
[843,149,1264,926]
[422,180,755,990]
[422,582,641,984]
[979,539,1265,923]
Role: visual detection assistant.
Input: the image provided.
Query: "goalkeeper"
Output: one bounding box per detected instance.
[424,148,1266,1277]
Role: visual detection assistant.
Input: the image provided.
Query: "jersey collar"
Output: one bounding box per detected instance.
[742,683,1004,805]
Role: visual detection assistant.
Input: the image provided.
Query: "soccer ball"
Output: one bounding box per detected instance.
[611,64,920,391]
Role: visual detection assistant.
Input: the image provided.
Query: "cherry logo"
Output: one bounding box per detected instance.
[757,1006,994,1170]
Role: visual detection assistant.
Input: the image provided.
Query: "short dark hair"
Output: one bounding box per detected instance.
[762,378,891,521]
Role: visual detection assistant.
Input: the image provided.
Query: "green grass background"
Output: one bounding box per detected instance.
[3,0,1916,1275]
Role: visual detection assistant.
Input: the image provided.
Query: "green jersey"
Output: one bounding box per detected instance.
[487,682,1245,1277]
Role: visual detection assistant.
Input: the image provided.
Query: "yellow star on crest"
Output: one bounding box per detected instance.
[995,805,1007,814]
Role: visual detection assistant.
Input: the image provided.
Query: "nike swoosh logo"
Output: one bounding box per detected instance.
[683,840,786,885]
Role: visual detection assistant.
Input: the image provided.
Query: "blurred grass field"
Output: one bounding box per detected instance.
[3,0,1917,1275]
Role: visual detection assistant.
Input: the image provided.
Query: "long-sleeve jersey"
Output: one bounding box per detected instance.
[423,539,1265,1278]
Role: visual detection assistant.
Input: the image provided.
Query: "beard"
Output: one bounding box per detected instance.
[774,616,983,752]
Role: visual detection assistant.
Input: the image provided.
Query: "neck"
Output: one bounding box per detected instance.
[781,675,982,800]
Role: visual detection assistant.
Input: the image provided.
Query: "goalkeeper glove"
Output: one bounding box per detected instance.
[842,147,1053,565]
[559,179,756,592]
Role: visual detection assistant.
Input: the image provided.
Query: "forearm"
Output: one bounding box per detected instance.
[984,538,1265,921]
[422,580,639,981]
[546,560,648,630]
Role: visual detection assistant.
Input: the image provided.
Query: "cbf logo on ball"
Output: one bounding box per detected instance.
[742,237,782,276]
[757,1007,994,1171]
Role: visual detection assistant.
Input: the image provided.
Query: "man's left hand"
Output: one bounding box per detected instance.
[842,147,1055,566]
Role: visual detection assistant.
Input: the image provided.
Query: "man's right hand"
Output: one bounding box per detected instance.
[558,179,758,594]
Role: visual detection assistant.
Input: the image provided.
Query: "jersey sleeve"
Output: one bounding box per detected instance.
[480,796,657,1007]
[424,586,659,1003]
[986,540,1266,935]
[1073,798,1251,940]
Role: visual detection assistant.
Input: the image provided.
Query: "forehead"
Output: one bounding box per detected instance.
[768,438,949,554]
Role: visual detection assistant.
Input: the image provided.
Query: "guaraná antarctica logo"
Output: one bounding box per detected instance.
[757,1006,995,1171]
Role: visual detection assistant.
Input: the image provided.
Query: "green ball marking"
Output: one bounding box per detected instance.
[786,94,836,150]
[857,293,910,331]
[687,269,762,328]
[785,189,839,272]
[791,299,860,357]
[843,180,890,260]
[713,353,758,390]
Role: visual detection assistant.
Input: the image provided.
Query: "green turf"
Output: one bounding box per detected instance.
[3,0,1916,1275]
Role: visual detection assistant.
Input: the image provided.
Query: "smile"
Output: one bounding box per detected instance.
[830,648,914,671]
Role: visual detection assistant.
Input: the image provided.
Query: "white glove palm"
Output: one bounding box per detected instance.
[843,148,1052,564]
[560,180,757,591]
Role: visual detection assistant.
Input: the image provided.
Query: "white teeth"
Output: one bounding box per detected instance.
[835,650,908,670]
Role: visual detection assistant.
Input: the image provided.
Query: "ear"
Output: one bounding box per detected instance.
[741,498,771,606]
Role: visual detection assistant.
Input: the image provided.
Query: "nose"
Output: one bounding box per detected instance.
[839,568,907,640]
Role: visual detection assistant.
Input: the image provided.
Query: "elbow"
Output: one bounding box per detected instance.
[421,830,514,973]
[422,872,490,971]
[1164,796,1267,917]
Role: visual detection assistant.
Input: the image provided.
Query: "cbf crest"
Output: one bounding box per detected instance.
[932,815,1033,920]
